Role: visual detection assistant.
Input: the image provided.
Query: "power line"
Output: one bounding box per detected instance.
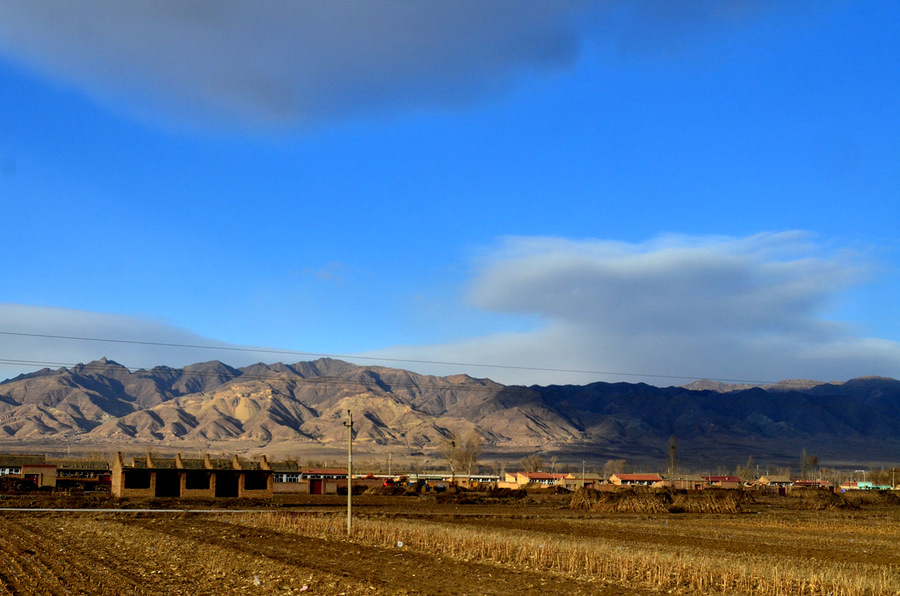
[0,356,820,410]
[0,357,522,395]
[0,330,781,385]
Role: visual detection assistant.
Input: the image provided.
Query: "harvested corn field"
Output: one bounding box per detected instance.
[0,494,898,595]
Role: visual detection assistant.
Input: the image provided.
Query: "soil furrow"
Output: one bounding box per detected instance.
[121,515,648,595]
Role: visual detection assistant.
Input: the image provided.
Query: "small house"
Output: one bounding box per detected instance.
[0,454,57,488]
[609,473,664,486]
[701,475,742,489]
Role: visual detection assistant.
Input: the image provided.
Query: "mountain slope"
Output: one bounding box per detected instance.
[1,358,898,465]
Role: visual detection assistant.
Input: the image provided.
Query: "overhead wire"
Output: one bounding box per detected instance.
[0,329,782,386]
[0,357,532,396]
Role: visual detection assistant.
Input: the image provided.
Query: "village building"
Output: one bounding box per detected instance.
[609,473,664,486]
[0,454,57,488]
[271,462,349,494]
[791,479,833,489]
[559,474,602,491]
[498,472,570,489]
[448,474,500,489]
[111,452,273,499]
[757,475,793,488]
[656,474,706,490]
[52,459,112,491]
[701,475,742,489]
[840,481,892,491]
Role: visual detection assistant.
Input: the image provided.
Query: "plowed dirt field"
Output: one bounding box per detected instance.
[0,509,651,595]
[0,494,898,595]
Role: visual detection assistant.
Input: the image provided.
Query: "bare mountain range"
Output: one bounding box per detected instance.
[1,358,898,467]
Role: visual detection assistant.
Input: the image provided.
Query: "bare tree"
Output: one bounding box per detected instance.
[667,435,678,478]
[520,453,544,472]
[456,430,483,478]
[807,454,819,479]
[438,434,458,483]
[735,456,755,481]
[602,459,626,479]
[800,448,819,480]
[440,429,484,483]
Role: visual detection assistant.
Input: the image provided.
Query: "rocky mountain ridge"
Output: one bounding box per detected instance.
[2,358,898,466]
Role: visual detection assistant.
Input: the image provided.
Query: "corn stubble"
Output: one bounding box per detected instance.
[234,493,900,596]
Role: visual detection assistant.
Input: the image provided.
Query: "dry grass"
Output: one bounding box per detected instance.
[843,490,900,507]
[233,507,900,596]
[788,489,860,510]
[786,489,900,510]
[569,487,746,514]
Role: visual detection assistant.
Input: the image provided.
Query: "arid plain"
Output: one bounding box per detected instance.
[1,491,898,595]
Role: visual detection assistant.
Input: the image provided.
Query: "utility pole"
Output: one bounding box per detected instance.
[344,410,353,537]
[582,460,585,488]
[388,452,392,477]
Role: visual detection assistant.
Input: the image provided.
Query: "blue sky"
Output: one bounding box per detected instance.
[0,1,898,385]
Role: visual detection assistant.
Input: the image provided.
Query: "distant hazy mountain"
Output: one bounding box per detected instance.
[1,358,898,466]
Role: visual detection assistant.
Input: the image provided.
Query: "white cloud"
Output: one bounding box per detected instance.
[0,1,592,129]
[367,232,900,385]
[6,233,896,388]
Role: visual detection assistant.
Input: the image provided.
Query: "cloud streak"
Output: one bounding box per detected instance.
[0,303,287,380]
[369,232,899,385]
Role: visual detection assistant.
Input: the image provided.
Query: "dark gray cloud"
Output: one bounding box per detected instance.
[0,1,592,129]
[0,1,792,130]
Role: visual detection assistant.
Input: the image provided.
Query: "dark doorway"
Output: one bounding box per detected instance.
[310,479,323,495]
[215,472,240,497]
[155,470,181,497]
[244,471,269,491]
[185,471,211,490]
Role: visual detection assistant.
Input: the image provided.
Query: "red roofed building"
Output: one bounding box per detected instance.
[517,472,570,486]
[702,475,742,489]
[609,473,663,486]
[500,472,570,488]
[792,479,833,489]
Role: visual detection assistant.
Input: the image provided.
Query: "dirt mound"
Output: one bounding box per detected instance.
[486,488,527,499]
[363,486,411,496]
